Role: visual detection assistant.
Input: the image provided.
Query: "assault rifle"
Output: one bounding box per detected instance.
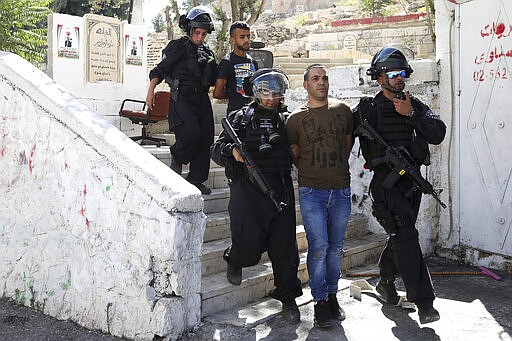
[355,119,447,209]
[221,117,286,212]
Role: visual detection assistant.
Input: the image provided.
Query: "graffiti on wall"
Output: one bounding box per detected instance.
[473,21,512,82]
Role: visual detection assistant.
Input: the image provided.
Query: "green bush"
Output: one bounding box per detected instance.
[293,14,308,27]
[0,0,52,64]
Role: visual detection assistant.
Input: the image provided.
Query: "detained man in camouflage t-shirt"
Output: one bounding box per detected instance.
[286,64,353,328]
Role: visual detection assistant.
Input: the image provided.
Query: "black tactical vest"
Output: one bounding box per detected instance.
[169,37,216,89]
[358,94,428,167]
[240,105,291,174]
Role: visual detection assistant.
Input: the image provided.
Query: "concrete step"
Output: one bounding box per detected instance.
[202,183,301,214]
[201,213,371,276]
[203,188,230,214]
[143,144,222,169]
[204,207,367,243]
[274,57,336,64]
[276,62,348,72]
[201,225,308,278]
[205,203,303,243]
[201,167,228,191]
[200,231,387,317]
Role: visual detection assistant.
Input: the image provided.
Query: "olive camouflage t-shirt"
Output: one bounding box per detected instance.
[286,99,352,189]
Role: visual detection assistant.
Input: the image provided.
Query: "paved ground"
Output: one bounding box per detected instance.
[1,257,511,341]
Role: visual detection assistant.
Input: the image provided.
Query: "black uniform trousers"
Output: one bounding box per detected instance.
[224,172,303,302]
[168,91,214,184]
[370,171,435,303]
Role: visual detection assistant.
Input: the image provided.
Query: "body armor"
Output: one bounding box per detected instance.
[166,37,215,90]
[357,94,429,168]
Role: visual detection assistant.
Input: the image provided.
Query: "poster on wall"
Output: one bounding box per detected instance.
[57,25,80,58]
[84,14,122,83]
[125,35,143,66]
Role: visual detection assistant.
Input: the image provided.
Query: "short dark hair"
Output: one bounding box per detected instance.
[229,21,250,37]
[303,64,326,81]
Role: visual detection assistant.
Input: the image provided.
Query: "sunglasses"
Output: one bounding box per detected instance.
[386,70,407,79]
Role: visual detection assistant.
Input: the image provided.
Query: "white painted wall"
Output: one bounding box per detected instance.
[0,52,205,340]
[435,0,512,271]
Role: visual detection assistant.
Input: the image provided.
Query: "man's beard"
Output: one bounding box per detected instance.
[236,43,250,52]
[382,79,405,93]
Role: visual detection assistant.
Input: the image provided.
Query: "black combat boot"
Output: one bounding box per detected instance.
[328,293,346,321]
[226,264,242,285]
[194,183,211,195]
[417,300,440,324]
[314,300,338,328]
[281,299,300,323]
[376,278,400,305]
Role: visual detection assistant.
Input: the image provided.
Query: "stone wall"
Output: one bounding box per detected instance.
[0,52,205,340]
[255,17,433,60]
[271,0,334,14]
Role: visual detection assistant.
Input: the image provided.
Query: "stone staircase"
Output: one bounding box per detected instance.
[142,130,388,318]
[273,56,354,89]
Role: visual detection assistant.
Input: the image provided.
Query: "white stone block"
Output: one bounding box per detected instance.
[328,65,363,89]
[409,59,438,83]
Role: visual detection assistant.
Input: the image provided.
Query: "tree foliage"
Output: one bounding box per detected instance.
[359,0,395,17]
[0,0,52,64]
[51,0,130,20]
[89,0,130,20]
[51,0,89,17]
[152,12,166,33]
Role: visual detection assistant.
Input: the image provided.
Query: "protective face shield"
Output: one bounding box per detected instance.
[366,44,414,80]
[250,70,289,107]
[179,5,215,34]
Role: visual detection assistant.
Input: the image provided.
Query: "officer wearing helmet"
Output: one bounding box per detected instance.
[146,5,217,194]
[211,68,303,323]
[353,45,446,324]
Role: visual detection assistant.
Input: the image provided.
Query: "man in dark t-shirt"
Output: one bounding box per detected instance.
[286,64,353,328]
[213,21,258,114]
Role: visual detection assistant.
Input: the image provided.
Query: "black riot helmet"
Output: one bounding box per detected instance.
[366,45,414,80]
[179,5,215,34]
[242,68,289,108]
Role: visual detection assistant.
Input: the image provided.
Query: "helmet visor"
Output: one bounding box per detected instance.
[251,72,289,101]
[186,5,214,21]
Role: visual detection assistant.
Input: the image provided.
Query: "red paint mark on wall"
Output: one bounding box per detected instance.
[474,47,512,65]
[331,13,426,27]
[1,147,5,157]
[28,143,36,174]
[77,184,89,229]
[474,21,512,82]
[480,22,512,39]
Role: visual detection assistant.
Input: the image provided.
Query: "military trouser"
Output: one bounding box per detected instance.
[224,173,303,302]
[370,172,435,303]
[168,91,213,184]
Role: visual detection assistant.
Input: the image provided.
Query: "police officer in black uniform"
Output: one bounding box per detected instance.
[353,45,446,324]
[211,69,303,322]
[146,5,217,194]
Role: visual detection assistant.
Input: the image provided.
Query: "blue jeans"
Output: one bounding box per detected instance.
[299,187,351,302]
